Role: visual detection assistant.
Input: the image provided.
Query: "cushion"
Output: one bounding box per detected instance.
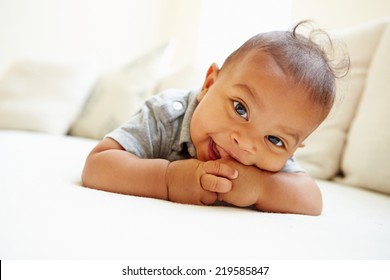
[337,19,390,194]
[295,18,388,179]
[69,42,173,139]
[156,64,205,92]
[0,60,98,134]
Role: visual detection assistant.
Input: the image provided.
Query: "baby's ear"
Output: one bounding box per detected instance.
[198,63,220,102]
[201,63,219,91]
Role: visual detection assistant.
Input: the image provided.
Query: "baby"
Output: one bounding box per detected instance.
[82,22,349,215]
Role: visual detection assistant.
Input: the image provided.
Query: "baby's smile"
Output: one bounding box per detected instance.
[208,138,221,160]
[207,138,239,162]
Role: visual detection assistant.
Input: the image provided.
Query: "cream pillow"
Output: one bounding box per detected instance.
[69,43,173,139]
[156,64,205,92]
[0,60,98,134]
[295,18,388,179]
[337,20,390,194]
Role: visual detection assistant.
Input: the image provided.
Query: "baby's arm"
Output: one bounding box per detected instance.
[82,138,237,205]
[216,158,322,216]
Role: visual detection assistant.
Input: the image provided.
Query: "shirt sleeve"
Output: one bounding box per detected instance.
[105,95,174,159]
[280,156,306,173]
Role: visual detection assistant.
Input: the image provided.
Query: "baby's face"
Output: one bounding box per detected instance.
[190,51,325,172]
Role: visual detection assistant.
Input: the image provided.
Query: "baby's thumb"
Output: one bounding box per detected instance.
[200,173,232,193]
[202,160,238,179]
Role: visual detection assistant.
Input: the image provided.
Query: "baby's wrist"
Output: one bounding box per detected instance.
[164,161,172,201]
[164,160,183,202]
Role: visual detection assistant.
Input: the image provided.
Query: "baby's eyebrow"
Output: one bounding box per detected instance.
[237,83,257,98]
[236,84,263,106]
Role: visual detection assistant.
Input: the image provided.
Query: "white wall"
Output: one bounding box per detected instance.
[1,0,388,76]
[0,0,173,73]
[195,0,292,70]
[0,0,293,75]
[291,0,390,29]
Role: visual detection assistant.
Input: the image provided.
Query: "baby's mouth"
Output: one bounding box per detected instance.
[208,139,221,161]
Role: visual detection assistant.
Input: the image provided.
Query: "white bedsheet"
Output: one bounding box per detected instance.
[1,130,389,259]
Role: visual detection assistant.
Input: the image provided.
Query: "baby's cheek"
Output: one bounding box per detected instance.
[256,157,287,172]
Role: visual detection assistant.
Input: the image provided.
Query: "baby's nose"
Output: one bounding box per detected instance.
[231,132,257,154]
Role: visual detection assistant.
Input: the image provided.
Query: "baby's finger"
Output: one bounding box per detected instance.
[203,160,238,179]
[200,173,233,193]
[200,191,218,205]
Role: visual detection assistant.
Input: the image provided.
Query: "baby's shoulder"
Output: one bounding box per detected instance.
[145,89,194,122]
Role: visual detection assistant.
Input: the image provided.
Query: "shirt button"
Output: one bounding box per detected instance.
[173,101,184,111]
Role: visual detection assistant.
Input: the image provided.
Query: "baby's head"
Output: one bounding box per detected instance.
[190,22,349,172]
[222,21,349,117]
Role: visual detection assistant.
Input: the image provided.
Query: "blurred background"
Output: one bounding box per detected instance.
[0,0,389,75]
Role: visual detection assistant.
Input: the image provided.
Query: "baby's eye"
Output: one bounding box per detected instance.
[266,135,285,148]
[233,101,248,120]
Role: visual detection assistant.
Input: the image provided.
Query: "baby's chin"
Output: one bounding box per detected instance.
[254,162,286,173]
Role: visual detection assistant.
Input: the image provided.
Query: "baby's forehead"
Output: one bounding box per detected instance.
[228,50,289,79]
[226,51,298,88]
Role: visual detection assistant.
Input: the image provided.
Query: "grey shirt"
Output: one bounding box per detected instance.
[106,88,305,173]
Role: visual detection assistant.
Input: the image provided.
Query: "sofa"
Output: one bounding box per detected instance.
[1,18,389,260]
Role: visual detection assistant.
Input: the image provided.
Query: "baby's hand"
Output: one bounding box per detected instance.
[165,159,238,205]
[216,158,265,207]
